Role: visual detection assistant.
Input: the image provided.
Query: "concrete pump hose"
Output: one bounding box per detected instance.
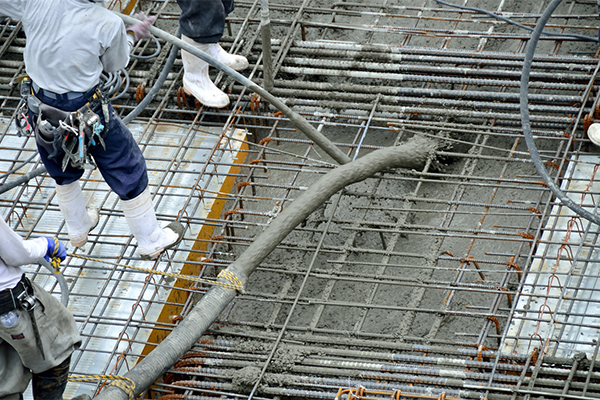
[93,136,438,400]
[116,12,352,166]
[37,257,70,307]
[519,0,600,226]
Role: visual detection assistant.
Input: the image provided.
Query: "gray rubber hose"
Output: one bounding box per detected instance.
[93,136,438,400]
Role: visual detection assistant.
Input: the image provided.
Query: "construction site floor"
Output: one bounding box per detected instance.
[3,0,600,399]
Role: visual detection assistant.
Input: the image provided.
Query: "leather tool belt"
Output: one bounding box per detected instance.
[0,275,31,315]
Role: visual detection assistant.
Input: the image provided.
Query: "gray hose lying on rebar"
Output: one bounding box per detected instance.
[519,0,600,226]
[93,135,439,400]
[117,12,351,165]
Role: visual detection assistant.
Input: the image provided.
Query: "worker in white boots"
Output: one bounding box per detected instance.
[177,0,249,108]
[0,1,185,260]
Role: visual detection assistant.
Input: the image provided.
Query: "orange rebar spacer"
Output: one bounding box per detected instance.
[249,159,267,166]
[170,314,183,323]
[531,347,539,365]
[544,161,559,171]
[584,114,593,134]
[176,86,187,108]
[517,232,535,241]
[505,260,522,280]
[250,93,261,112]
[487,316,501,335]
[477,344,490,362]
[135,83,146,103]
[224,208,243,218]
[260,137,275,146]
[237,182,251,191]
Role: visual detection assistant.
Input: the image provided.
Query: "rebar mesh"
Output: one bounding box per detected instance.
[2,0,600,399]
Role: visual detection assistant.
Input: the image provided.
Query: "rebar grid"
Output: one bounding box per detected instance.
[2,0,600,399]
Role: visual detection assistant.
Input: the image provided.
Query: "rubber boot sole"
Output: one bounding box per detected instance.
[140,221,186,261]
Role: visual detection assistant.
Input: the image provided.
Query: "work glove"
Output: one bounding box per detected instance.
[44,237,67,264]
[126,12,156,43]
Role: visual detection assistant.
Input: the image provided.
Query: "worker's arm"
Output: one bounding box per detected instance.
[0,217,55,267]
[0,217,46,266]
[99,20,133,73]
[0,0,26,19]
[100,12,155,73]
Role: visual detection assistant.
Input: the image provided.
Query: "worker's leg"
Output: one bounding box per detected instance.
[177,0,231,43]
[32,100,99,248]
[54,181,99,248]
[88,104,148,201]
[177,0,248,107]
[89,107,185,259]
[120,187,185,260]
[0,340,31,400]
[31,357,70,400]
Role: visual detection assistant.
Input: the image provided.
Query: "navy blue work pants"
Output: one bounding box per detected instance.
[177,0,235,43]
[32,92,148,201]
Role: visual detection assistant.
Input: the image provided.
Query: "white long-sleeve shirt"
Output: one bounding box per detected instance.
[0,217,47,292]
[0,0,131,93]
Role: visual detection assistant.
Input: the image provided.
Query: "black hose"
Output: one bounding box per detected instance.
[0,166,47,194]
[432,0,599,42]
[130,34,162,59]
[116,12,352,165]
[519,0,600,226]
[107,69,130,101]
[123,31,180,124]
[0,153,37,180]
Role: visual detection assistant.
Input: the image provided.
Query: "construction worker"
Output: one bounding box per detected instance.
[0,216,80,400]
[0,1,185,260]
[177,0,249,108]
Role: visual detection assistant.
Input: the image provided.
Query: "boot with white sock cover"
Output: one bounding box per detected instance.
[55,181,99,248]
[181,34,249,108]
[121,187,185,260]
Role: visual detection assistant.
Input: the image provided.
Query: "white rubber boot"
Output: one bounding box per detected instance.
[181,35,230,108]
[201,42,249,71]
[55,181,99,248]
[121,187,185,260]
[588,123,600,146]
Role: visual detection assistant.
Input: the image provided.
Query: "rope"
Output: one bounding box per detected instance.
[68,253,244,293]
[69,374,135,400]
[49,237,62,271]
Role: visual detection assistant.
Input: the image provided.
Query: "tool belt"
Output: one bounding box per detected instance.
[0,275,34,316]
[14,76,109,171]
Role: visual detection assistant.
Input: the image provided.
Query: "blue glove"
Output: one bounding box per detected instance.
[44,237,66,263]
